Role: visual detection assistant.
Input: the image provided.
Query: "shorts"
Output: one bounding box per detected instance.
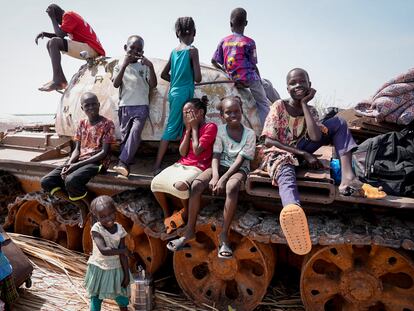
[63,40,99,59]
[0,274,18,305]
[151,163,202,200]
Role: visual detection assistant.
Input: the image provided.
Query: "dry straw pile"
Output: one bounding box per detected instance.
[10,233,303,311]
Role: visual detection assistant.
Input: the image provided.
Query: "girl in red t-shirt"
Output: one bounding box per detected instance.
[151,96,217,233]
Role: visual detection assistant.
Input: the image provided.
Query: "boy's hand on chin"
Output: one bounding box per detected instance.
[301,88,316,105]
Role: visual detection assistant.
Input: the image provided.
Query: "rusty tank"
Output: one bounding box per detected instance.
[1,57,414,311]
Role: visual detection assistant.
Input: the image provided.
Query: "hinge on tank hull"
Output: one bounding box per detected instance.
[30,140,72,162]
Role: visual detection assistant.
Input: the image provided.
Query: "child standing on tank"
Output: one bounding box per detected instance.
[167,96,256,259]
[112,35,157,177]
[153,17,202,175]
[41,92,115,227]
[151,96,217,234]
[212,7,270,126]
[0,234,18,311]
[260,68,386,256]
[85,195,131,311]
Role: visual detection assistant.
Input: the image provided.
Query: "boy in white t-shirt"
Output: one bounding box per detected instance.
[112,35,157,177]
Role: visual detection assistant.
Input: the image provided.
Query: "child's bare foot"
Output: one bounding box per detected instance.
[38,81,67,92]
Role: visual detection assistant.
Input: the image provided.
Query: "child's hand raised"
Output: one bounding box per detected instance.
[301,88,317,105]
[183,110,198,130]
[35,32,45,45]
[122,54,137,67]
[141,56,153,67]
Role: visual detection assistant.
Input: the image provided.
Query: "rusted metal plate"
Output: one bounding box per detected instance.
[56,58,262,140]
[334,191,414,209]
[246,146,335,204]
[0,131,69,151]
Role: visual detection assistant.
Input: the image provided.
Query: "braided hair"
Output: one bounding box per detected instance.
[216,96,243,114]
[186,96,209,116]
[175,17,196,38]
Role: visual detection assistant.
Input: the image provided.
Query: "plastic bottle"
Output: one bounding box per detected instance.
[330,158,341,185]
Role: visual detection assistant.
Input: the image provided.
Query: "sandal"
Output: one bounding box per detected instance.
[164,209,185,234]
[279,204,312,256]
[218,242,233,259]
[167,236,191,252]
[339,182,386,199]
[113,162,129,177]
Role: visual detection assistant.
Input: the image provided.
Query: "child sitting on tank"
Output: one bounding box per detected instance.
[35,4,105,92]
[167,96,256,259]
[112,35,157,177]
[0,234,19,311]
[41,92,115,227]
[259,68,386,256]
[151,96,217,234]
[211,7,270,126]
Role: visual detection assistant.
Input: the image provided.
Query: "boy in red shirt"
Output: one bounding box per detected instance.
[35,4,105,92]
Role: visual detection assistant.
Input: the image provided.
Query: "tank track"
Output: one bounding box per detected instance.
[6,191,83,227]
[0,170,23,225]
[112,189,165,235]
[209,203,414,251]
[113,190,414,250]
[8,188,413,251]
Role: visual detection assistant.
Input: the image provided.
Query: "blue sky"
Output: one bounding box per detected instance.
[0,0,413,114]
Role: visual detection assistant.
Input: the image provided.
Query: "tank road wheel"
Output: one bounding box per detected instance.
[0,170,23,226]
[300,245,414,311]
[173,223,275,311]
[82,212,167,274]
[12,195,82,251]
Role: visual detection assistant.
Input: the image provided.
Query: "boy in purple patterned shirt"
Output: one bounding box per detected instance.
[212,7,270,125]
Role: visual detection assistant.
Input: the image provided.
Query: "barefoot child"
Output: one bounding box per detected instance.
[168,96,256,258]
[35,4,105,92]
[151,97,217,233]
[0,234,18,311]
[41,92,115,226]
[260,68,386,255]
[85,196,131,311]
[112,35,157,177]
[212,8,270,126]
[153,17,202,174]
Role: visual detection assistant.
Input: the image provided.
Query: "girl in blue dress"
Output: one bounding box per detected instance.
[153,16,202,174]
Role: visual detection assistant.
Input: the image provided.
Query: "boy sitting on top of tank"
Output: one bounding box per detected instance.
[35,4,105,92]
[40,92,115,227]
[259,68,386,256]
